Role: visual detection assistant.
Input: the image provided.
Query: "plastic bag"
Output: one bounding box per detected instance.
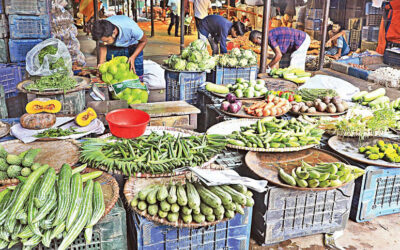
[26,38,72,76]
[143,60,165,90]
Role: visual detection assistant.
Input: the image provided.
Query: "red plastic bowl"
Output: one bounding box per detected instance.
[106,109,150,138]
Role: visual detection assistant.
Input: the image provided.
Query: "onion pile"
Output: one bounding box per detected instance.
[221,93,243,113]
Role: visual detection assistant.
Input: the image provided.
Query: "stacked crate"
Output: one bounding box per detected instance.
[304,9,323,40]
[348,18,362,51]
[361,1,381,51]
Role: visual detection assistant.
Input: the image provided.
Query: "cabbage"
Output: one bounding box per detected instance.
[181,48,190,59]
[243,50,254,59]
[248,58,258,66]
[199,57,216,70]
[174,58,187,71]
[190,39,207,51]
[227,57,238,67]
[186,62,198,71]
[218,54,229,67]
[239,58,248,67]
[201,50,210,59]
[189,51,202,63]
[231,48,241,57]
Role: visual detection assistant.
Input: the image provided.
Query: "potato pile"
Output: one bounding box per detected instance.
[291,96,349,114]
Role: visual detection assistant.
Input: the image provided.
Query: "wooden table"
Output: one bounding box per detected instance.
[131,101,200,130]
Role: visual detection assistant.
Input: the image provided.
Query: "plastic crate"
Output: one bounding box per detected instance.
[305,18,322,31]
[362,26,370,41]
[365,2,382,15]
[128,207,252,250]
[361,40,378,51]
[11,199,127,250]
[348,67,371,80]
[0,85,8,118]
[252,182,354,246]
[0,38,8,63]
[165,69,206,105]
[0,14,7,38]
[330,61,350,74]
[206,66,258,85]
[5,0,50,15]
[0,64,22,97]
[307,8,323,19]
[8,38,43,62]
[383,48,400,67]
[9,15,50,39]
[366,14,381,26]
[350,166,400,222]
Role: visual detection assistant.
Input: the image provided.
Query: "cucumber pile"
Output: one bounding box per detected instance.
[0,163,105,250]
[352,88,389,109]
[278,162,365,188]
[130,181,254,224]
[0,146,41,180]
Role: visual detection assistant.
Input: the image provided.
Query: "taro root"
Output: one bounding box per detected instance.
[327,103,337,113]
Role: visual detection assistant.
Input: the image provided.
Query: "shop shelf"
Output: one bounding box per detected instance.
[350,166,400,222]
[251,182,354,246]
[165,69,206,105]
[5,0,50,15]
[0,14,7,38]
[9,15,50,39]
[0,64,23,97]
[206,66,258,85]
[8,38,43,62]
[128,207,252,250]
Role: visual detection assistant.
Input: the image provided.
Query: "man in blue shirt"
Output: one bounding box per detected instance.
[92,15,148,78]
[197,15,246,55]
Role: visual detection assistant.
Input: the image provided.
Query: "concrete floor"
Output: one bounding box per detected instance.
[78,22,400,249]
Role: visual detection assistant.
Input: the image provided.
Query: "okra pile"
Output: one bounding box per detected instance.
[278,162,365,188]
[131,181,254,224]
[0,163,105,250]
[80,132,227,175]
[227,118,324,149]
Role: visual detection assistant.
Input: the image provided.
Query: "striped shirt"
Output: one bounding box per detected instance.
[268,27,306,54]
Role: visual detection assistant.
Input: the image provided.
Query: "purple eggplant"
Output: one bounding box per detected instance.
[221,101,230,111]
[226,93,237,103]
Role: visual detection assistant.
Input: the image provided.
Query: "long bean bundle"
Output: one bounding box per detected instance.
[80,132,226,175]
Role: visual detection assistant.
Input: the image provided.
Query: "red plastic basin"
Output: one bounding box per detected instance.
[106,109,150,138]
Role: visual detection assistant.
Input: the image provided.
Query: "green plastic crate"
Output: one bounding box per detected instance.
[11,199,127,250]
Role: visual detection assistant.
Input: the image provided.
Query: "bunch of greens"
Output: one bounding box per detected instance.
[26,69,77,92]
[34,127,83,138]
[38,45,65,70]
[217,48,258,68]
[164,39,217,71]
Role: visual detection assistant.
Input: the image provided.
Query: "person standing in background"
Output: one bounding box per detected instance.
[168,0,180,36]
[189,0,213,38]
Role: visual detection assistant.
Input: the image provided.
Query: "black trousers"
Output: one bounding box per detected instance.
[208,36,220,55]
[168,13,179,36]
[195,17,201,38]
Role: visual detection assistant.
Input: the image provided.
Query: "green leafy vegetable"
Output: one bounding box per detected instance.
[26,70,77,92]
[34,127,83,138]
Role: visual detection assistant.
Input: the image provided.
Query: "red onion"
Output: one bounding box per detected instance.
[221,101,230,111]
[226,93,237,103]
[235,100,242,109]
[229,103,241,113]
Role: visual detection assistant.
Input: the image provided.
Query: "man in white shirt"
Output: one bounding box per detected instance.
[189,0,212,37]
[168,0,181,36]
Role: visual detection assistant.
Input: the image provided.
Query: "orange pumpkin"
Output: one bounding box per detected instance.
[20,113,56,130]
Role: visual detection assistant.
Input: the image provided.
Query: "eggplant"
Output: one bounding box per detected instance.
[221,101,230,111]
[327,103,337,113]
[229,103,241,113]
[226,93,237,103]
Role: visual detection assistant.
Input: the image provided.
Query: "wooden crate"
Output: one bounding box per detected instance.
[131,101,200,130]
[361,41,378,51]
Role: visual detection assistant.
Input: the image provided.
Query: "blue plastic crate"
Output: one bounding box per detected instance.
[0,64,22,97]
[206,66,258,85]
[384,49,400,67]
[165,69,206,104]
[350,166,400,222]
[252,182,354,246]
[9,38,43,62]
[365,2,381,15]
[5,0,49,15]
[348,67,371,80]
[9,15,50,39]
[129,207,252,250]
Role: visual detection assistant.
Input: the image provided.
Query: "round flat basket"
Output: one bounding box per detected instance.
[0,167,119,218]
[210,91,264,100]
[390,127,400,135]
[92,126,218,178]
[124,171,233,228]
[18,76,90,94]
[206,119,318,152]
[0,122,10,138]
[264,78,298,91]
[290,110,347,117]
[218,100,288,119]
[244,148,353,191]
[328,136,400,168]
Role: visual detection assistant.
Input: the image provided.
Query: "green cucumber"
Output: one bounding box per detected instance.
[34,167,56,208]
[53,164,72,227]
[205,82,229,94]
[66,173,83,232]
[363,88,385,102]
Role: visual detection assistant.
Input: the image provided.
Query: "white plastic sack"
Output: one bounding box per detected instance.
[26,38,72,76]
[143,60,166,90]
[299,75,360,101]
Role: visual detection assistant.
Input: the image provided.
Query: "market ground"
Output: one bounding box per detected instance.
[78,21,400,249]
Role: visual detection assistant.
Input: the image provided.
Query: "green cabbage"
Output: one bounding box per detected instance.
[173,58,187,71]
[190,39,207,51]
[189,51,202,63]
[186,62,198,71]
[181,48,190,59]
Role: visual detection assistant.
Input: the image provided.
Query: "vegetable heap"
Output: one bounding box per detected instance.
[266,90,302,103]
[80,133,227,175]
[278,162,365,188]
[38,45,65,71]
[0,161,105,250]
[220,94,242,114]
[227,118,324,149]
[352,88,389,109]
[228,78,268,98]
[390,97,400,110]
[269,68,311,84]
[0,147,41,180]
[26,70,77,92]
[359,140,400,163]
[243,95,290,117]
[291,96,349,114]
[34,127,83,138]
[164,40,217,71]
[296,88,339,102]
[131,181,253,224]
[217,48,258,68]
